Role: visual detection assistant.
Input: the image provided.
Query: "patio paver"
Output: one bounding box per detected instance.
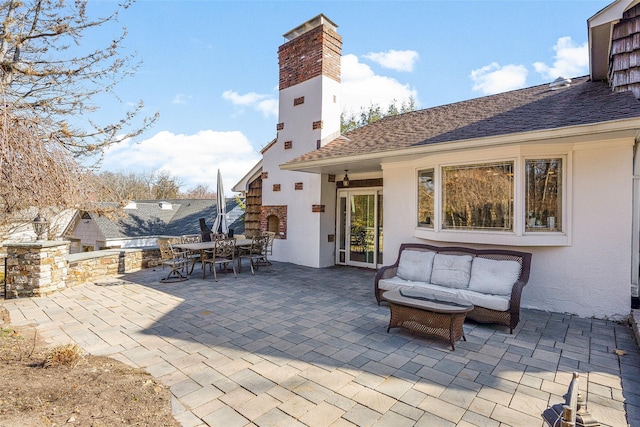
[3,262,640,427]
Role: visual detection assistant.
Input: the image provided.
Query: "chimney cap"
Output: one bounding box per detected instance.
[283,14,338,41]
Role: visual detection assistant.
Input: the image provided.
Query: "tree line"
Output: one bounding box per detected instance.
[341,97,417,133]
[98,171,216,201]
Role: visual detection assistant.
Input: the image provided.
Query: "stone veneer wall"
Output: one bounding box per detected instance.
[65,247,161,288]
[5,241,69,298]
[3,242,162,299]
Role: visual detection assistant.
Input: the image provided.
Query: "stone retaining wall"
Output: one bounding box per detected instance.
[66,247,161,288]
[3,242,161,298]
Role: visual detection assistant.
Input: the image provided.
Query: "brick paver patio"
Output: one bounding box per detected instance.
[4,262,639,426]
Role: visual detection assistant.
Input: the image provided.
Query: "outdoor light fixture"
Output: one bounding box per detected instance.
[32,214,49,241]
[342,170,350,187]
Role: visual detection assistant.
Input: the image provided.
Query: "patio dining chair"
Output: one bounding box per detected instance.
[204,232,227,262]
[237,234,270,275]
[262,231,276,257]
[202,237,237,281]
[180,234,202,273]
[158,238,189,282]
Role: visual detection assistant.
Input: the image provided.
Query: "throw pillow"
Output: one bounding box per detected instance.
[396,250,435,282]
[468,257,521,295]
[430,254,473,289]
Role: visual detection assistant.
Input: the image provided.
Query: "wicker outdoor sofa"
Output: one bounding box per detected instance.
[375,243,532,333]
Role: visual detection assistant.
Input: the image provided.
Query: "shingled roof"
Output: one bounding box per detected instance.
[88,199,243,239]
[284,76,640,167]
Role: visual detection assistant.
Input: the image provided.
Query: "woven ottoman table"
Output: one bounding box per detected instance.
[382,289,474,350]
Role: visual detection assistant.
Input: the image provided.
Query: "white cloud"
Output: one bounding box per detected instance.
[256,98,278,117]
[221,54,419,118]
[99,55,421,196]
[533,36,588,80]
[341,54,418,113]
[469,62,528,95]
[101,130,261,195]
[172,93,191,105]
[222,90,278,117]
[363,49,419,72]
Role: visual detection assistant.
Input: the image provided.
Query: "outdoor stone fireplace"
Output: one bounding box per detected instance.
[261,205,287,239]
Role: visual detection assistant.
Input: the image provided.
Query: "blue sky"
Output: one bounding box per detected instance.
[89,0,612,195]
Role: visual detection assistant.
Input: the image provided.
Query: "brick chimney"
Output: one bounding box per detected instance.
[273,13,342,156]
[278,14,341,91]
[259,15,342,268]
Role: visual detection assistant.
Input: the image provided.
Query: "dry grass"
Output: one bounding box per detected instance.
[43,342,84,368]
[0,324,180,426]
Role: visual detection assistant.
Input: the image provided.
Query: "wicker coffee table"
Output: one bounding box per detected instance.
[382,289,474,350]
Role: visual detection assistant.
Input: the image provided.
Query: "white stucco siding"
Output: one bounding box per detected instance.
[382,139,634,319]
[318,78,341,146]
[264,76,340,268]
[268,174,323,267]
[268,174,336,268]
[383,163,424,256]
[319,174,337,267]
[524,143,632,319]
[276,77,341,157]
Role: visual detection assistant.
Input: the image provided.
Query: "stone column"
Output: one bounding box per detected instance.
[5,241,70,298]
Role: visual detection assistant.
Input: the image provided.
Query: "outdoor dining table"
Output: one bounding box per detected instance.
[173,238,252,278]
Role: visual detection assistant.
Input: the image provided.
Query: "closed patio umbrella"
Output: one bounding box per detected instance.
[212,169,229,235]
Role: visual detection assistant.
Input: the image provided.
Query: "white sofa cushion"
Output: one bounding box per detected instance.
[430,254,473,289]
[406,286,509,312]
[396,249,435,282]
[379,276,439,293]
[468,257,521,296]
[463,290,510,311]
[379,278,510,312]
[380,277,458,297]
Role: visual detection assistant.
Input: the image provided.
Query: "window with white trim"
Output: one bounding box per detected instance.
[417,169,434,228]
[525,158,562,232]
[442,162,514,231]
[416,156,566,241]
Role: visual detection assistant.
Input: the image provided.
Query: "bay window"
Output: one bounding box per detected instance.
[416,156,565,243]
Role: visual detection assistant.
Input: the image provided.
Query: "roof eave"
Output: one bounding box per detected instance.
[588,0,640,80]
[232,159,263,193]
[588,0,637,28]
[280,119,640,174]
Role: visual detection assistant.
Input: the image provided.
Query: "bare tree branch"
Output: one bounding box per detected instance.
[0,0,158,159]
[0,0,158,240]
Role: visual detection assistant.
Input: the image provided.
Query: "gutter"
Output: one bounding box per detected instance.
[632,132,640,308]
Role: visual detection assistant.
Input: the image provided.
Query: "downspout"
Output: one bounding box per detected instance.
[632,135,640,308]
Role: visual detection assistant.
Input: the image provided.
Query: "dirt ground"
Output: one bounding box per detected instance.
[0,323,180,427]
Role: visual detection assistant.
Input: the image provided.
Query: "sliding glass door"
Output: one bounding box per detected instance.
[337,189,383,268]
